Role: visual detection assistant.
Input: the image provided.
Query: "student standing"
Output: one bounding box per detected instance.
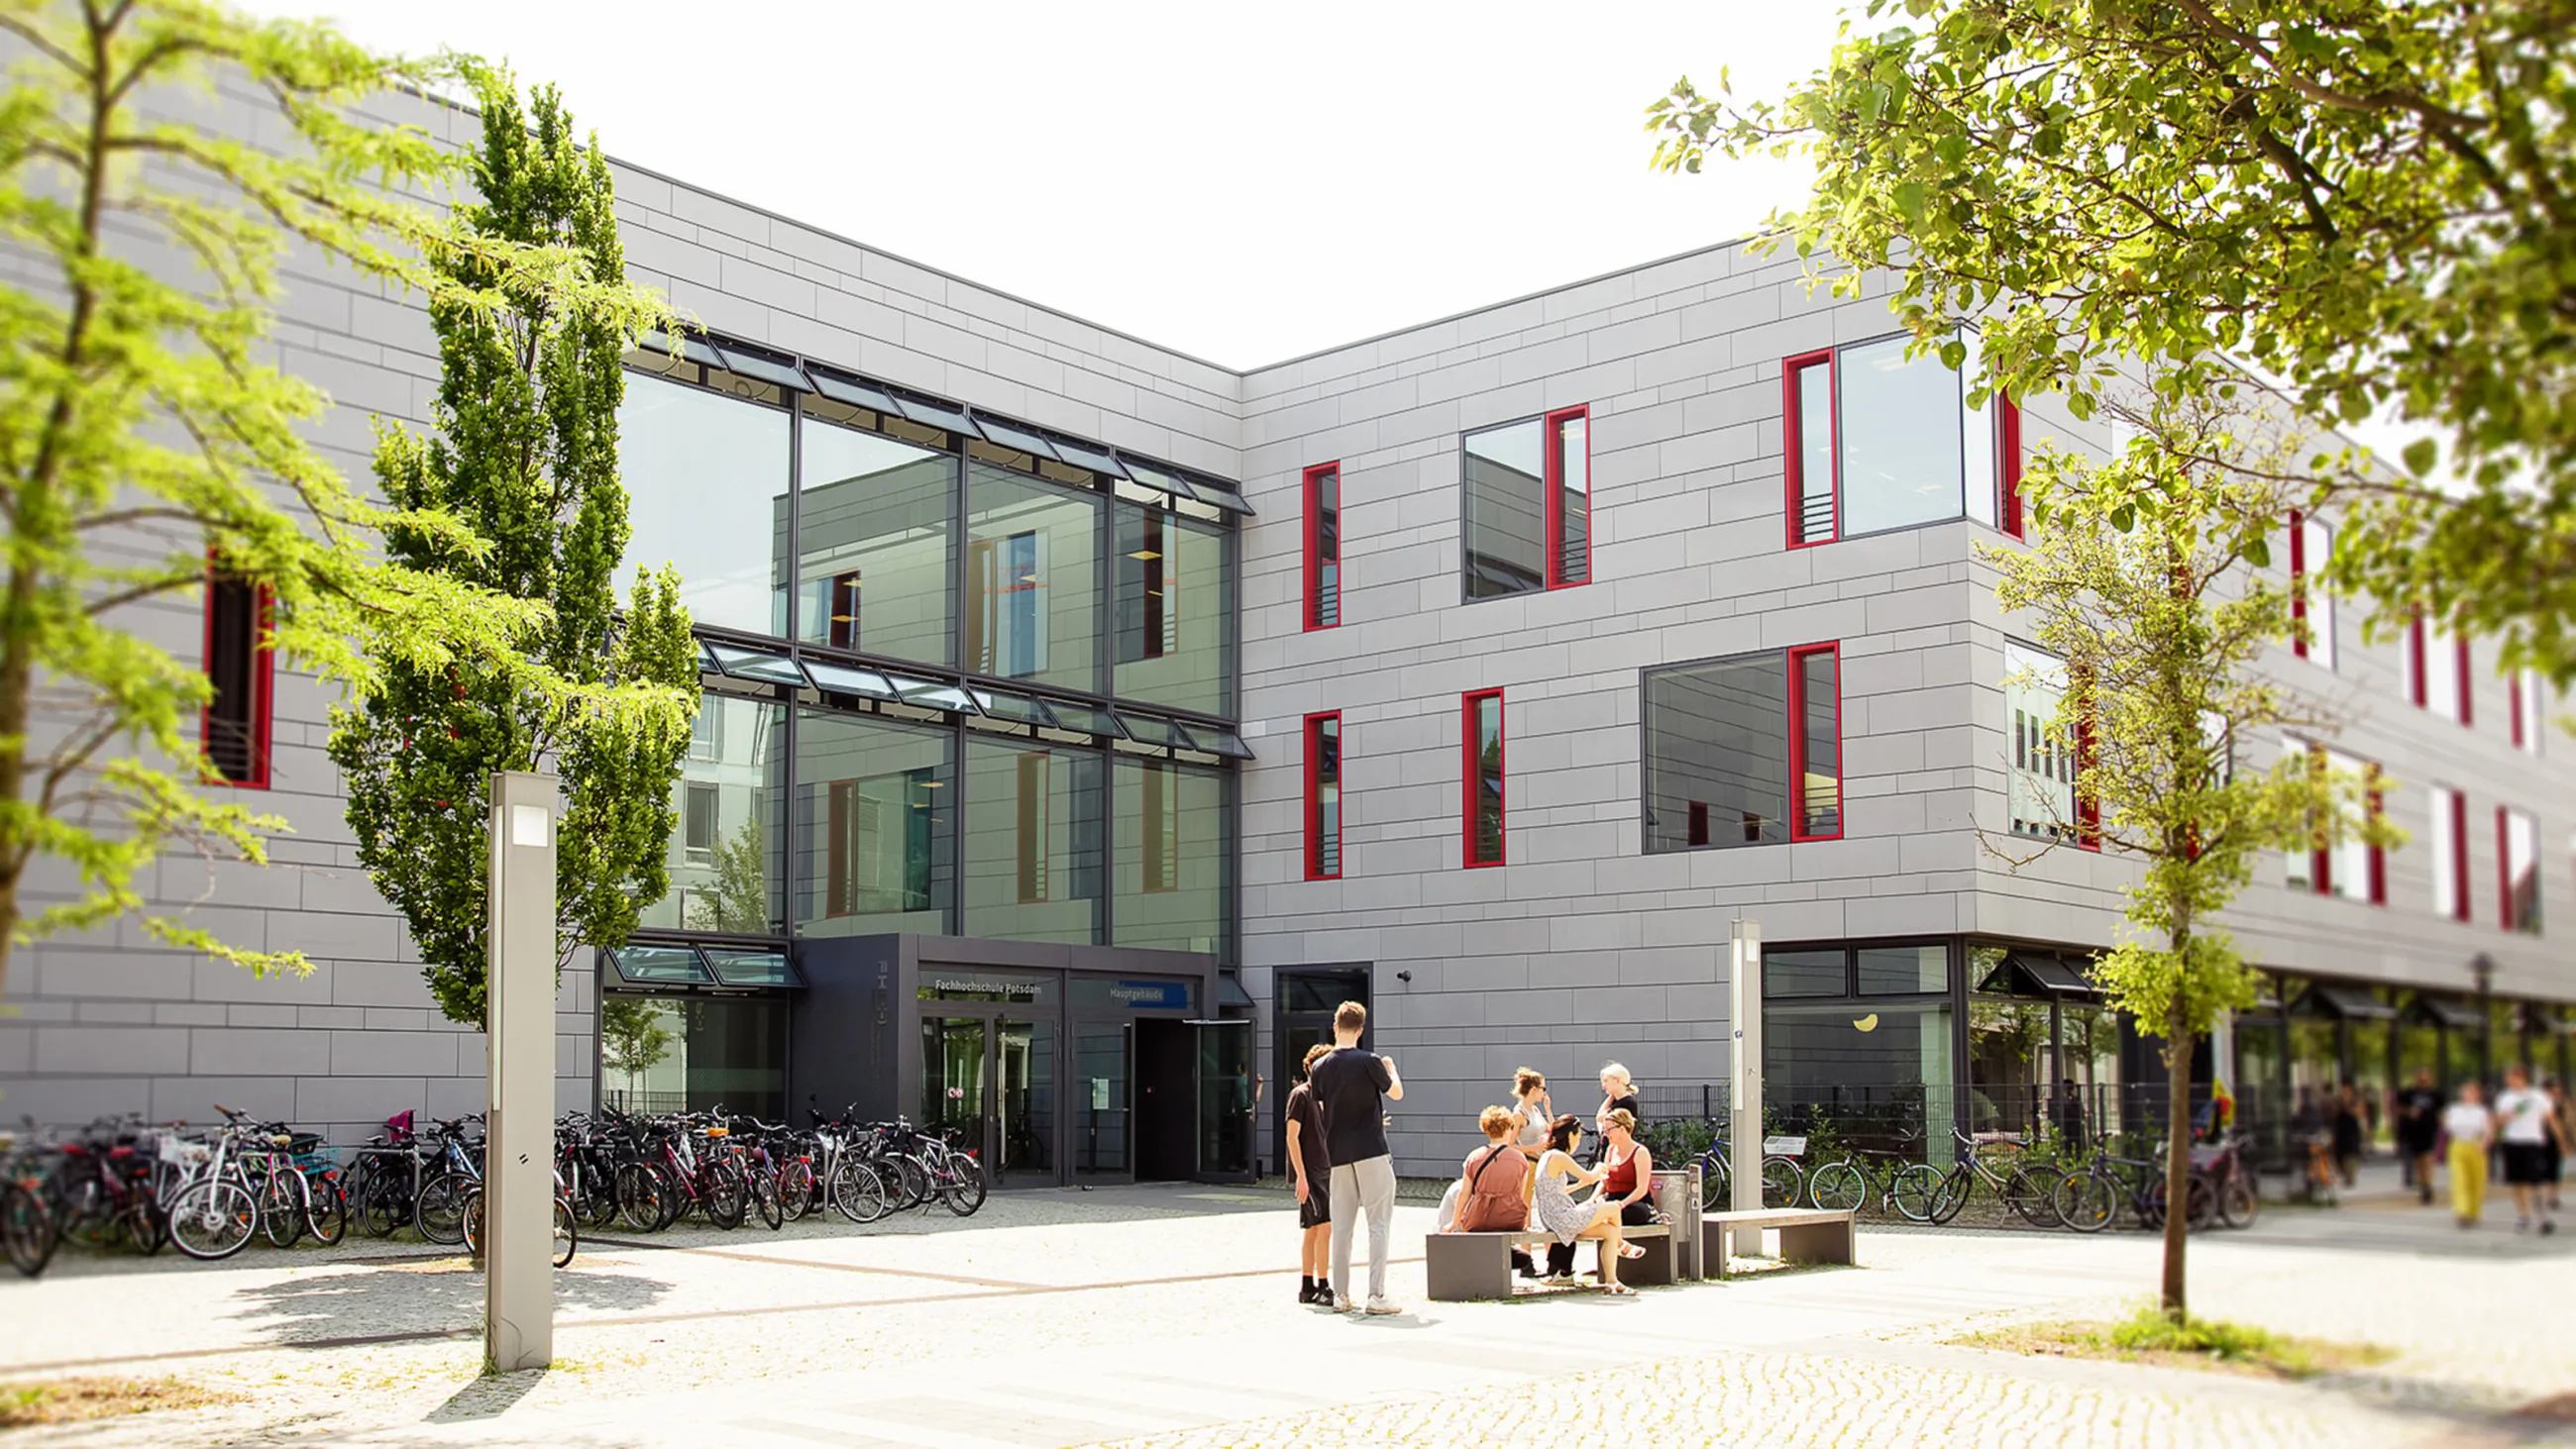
[1284,1043,1335,1304]
[2494,1066,2566,1235]
[2443,1080,2496,1229]
[1312,1000,1403,1315]
[2397,1070,2443,1204]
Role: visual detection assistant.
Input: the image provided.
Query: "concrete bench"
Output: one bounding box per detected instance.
[1700,1206,1857,1279]
[1426,1169,1698,1301]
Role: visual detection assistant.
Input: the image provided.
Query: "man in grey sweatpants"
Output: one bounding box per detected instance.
[1311,999,1403,1314]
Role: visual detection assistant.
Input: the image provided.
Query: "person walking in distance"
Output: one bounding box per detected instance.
[2397,1070,2443,1205]
[1312,1000,1403,1315]
[2444,1079,2496,1229]
[1284,1043,1335,1304]
[2494,1066,2567,1235]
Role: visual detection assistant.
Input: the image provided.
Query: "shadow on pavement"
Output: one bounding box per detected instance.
[426,1368,545,1422]
[225,1261,675,1348]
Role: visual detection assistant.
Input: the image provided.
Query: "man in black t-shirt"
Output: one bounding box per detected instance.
[1284,1043,1334,1304]
[2398,1070,2443,1204]
[1311,1000,1403,1314]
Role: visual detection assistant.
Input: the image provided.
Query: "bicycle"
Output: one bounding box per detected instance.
[2051,1134,2171,1233]
[458,1176,580,1268]
[1894,1131,2064,1228]
[1803,1139,1932,1216]
[1697,1140,1805,1209]
[164,1117,263,1261]
[1,1132,59,1278]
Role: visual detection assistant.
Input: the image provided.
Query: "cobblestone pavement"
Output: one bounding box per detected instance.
[2,1185,2572,1447]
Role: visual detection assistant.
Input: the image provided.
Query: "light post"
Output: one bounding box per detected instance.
[2470,952,2498,1088]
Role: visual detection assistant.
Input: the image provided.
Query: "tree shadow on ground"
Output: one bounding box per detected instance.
[223,1259,675,1347]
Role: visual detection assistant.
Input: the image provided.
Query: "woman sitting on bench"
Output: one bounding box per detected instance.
[1532,1113,1648,1294]
[1597,1108,1657,1227]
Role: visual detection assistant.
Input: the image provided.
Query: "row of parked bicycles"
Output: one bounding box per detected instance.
[1694,1127,2262,1233]
[2,1100,987,1279]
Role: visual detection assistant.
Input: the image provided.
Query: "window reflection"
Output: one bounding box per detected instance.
[798,416,955,668]
[795,707,953,937]
[617,373,791,635]
[1115,502,1232,717]
[1644,653,1788,851]
[1462,419,1544,598]
[1114,757,1223,953]
[967,464,1101,695]
[1839,336,1971,536]
[963,736,1104,945]
[640,696,782,934]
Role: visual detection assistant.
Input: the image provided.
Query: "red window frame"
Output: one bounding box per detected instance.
[1543,406,1590,589]
[2443,786,2471,922]
[1782,350,1836,549]
[201,561,274,789]
[2512,670,2529,749]
[2366,766,2388,905]
[2497,806,2512,929]
[1997,394,2025,539]
[1304,711,1342,880]
[2288,511,2316,662]
[1785,643,1844,842]
[1462,689,1505,868]
[2406,618,2473,721]
[1303,462,1341,631]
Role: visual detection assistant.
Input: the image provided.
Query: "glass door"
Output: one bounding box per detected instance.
[1194,1019,1255,1183]
[1072,1020,1131,1181]
[922,1016,988,1149]
[995,1017,1056,1186]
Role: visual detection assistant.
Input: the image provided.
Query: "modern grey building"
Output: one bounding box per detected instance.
[2,75,2569,1183]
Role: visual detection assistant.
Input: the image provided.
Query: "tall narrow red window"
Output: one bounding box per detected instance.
[2406,617,2471,723]
[1783,351,1836,548]
[1544,407,1589,587]
[2288,512,2337,669]
[1303,463,1341,630]
[1463,689,1505,868]
[1305,712,1342,880]
[202,567,272,787]
[1786,644,1842,841]
[1997,395,2025,539]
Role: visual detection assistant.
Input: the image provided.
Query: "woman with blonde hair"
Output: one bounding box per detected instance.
[1593,1063,1641,1166]
[1530,1114,1648,1294]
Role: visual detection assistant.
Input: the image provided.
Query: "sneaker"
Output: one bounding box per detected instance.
[1297,1280,1318,1304]
[2544,1220,2558,1236]
[1364,1295,1400,1315]
[2518,1217,2532,1234]
[1332,1294,1354,1313]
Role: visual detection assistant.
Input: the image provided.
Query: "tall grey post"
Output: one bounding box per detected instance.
[484,772,558,1372]
[1728,918,1764,1256]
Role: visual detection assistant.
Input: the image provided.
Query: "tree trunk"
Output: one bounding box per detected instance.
[2161,994,2193,1320]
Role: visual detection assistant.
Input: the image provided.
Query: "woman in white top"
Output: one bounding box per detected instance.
[2493,1066,2568,1234]
[2443,1080,2496,1228]
[1511,1069,1553,1153]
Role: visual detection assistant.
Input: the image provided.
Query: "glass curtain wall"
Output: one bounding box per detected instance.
[1763,941,1956,1153]
[1112,756,1225,955]
[963,735,1105,945]
[798,415,955,668]
[600,996,788,1119]
[640,695,783,934]
[795,708,954,937]
[618,372,792,636]
[966,464,1101,696]
[1114,502,1233,717]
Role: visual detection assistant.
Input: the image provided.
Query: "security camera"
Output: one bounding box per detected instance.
[1395,971,1413,983]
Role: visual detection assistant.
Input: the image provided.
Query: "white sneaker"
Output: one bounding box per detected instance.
[1364,1295,1400,1315]
[1332,1294,1354,1313]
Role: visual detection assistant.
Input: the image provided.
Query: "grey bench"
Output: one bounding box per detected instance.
[1700,1206,1857,1279]
[1425,1169,1697,1300]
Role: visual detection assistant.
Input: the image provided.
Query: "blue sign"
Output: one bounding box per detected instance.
[1108,980,1190,1010]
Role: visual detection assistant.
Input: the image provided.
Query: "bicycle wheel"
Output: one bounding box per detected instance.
[415,1172,473,1246]
[748,1169,784,1231]
[305,1173,348,1246]
[615,1162,667,1233]
[777,1160,817,1224]
[1888,1165,1947,1222]
[260,1169,308,1250]
[552,1196,578,1269]
[460,1189,483,1257]
[2004,1168,2064,1229]
[1807,1161,1866,1213]
[2185,1173,2217,1231]
[1928,1169,1972,1225]
[3,1184,56,1278]
[2053,1170,2117,1233]
[941,1155,987,1217]
[2217,1175,2258,1229]
[123,1193,168,1256]
[168,1180,258,1261]
[1762,1158,1804,1209]
[1699,1151,1731,1206]
[829,1159,889,1224]
[701,1162,747,1230]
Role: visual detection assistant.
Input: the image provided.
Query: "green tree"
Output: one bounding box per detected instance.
[685,815,771,934]
[599,996,675,1087]
[0,0,577,998]
[328,65,697,1026]
[1985,386,2388,1316]
[1649,0,2576,691]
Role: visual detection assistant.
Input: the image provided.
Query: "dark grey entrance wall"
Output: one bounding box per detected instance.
[0,74,1246,1143]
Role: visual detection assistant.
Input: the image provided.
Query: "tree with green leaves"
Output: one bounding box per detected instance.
[1986,385,2389,1317]
[599,996,675,1088]
[0,0,595,1000]
[1649,0,2576,693]
[328,66,697,1027]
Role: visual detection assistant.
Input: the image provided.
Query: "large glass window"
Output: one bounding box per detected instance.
[1461,419,1544,599]
[795,707,952,937]
[600,995,787,1120]
[2503,807,2542,934]
[1643,652,1794,851]
[1782,329,2004,546]
[963,736,1103,945]
[967,464,1101,695]
[1114,757,1224,954]
[642,695,782,933]
[2006,641,2077,842]
[618,372,792,636]
[1767,1001,1955,1147]
[797,416,955,668]
[1114,502,1232,717]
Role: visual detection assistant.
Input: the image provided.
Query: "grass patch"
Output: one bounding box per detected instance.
[1957,1305,2394,1381]
[0,1377,242,1427]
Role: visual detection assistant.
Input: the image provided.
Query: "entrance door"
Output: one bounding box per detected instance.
[1273,968,1368,1180]
[1195,1019,1255,1183]
[1071,1020,1131,1181]
[920,1013,1061,1188]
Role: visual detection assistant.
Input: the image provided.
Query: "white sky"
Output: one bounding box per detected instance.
[249,0,1844,369]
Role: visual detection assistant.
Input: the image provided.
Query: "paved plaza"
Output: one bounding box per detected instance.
[2,1185,2573,1448]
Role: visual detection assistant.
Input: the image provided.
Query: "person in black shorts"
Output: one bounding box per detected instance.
[2495,1065,2566,1234]
[1284,1043,1334,1303]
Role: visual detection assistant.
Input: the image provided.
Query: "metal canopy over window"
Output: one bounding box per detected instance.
[701,948,802,988]
[1990,952,2096,996]
[1122,461,1199,502]
[969,414,1060,461]
[885,673,980,714]
[2302,984,2399,1020]
[709,340,812,392]
[1178,722,1254,760]
[890,391,982,439]
[1183,477,1252,516]
[1041,700,1126,738]
[1114,712,1189,749]
[805,367,900,415]
[2413,995,2484,1029]
[608,945,717,986]
[707,642,810,688]
[1217,973,1255,1008]
[1047,437,1127,477]
[803,660,900,701]
[639,329,723,367]
[968,687,1056,728]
